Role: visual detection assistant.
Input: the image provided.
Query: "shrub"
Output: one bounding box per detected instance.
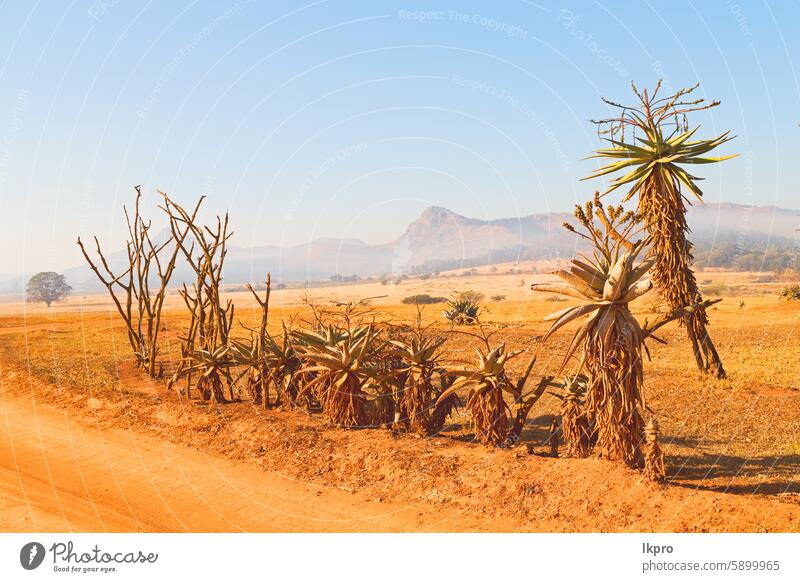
[401,294,446,305]
[440,344,519,445]
[779,284,800,301]
[460,290,484,303]
[443,291,481,324]
[389,333,447,434]
[703,282,728,296]
[296,325,381,427]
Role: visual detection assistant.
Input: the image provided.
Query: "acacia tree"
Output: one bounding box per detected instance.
[585,82,736,378]
[26,272,72,307]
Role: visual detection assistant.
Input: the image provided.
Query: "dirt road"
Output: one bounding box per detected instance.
[1,363,798,533]
[0,390,490,532]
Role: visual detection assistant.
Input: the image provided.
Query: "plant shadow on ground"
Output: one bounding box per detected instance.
[667,452,800,495]
[521,414,557,443]
[438,413,555,447]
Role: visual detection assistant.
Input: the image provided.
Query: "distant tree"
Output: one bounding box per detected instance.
[26,272,72,307]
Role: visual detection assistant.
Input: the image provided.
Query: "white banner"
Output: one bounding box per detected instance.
[1,534,797,581]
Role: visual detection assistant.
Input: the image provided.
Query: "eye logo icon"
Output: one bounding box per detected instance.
[20,542,46,570]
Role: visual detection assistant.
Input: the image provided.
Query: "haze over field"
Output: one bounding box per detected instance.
[2,3,799,283]
[0,200,792,295]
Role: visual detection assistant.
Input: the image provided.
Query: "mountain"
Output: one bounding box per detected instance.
[58,206,580,291]
[398,205,575,263]
[4,202,798,295]
[388,202,800,274]
[689,202,800,241]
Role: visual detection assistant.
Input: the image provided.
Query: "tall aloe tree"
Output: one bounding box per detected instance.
[584,82,736,378]
[534,197,722,466]
[533,200,653,465]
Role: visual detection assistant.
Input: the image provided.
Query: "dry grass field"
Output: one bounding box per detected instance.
[1,266,798,532]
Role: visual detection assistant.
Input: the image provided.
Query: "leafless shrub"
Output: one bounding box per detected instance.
[162,192,235,402]
[77,186,198,377]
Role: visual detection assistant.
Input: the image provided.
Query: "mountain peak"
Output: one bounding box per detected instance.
[44,201,800,295]
[417,205,463,225]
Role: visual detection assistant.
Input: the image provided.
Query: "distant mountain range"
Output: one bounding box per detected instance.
[2,202,798,295]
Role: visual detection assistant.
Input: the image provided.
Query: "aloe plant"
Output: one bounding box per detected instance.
[297,326,383,427]
[532,199,653,464]
[442,292,481,325]
[585,82,736,378]
[263,330,303,407]
[438,344,523,446]
[183,345,235,403]
[389,334,446,434]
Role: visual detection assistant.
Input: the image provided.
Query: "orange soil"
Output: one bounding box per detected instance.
[0,375,490,532]
[1,365,797,533]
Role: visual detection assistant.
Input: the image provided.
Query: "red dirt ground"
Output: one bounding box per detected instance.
[1,364,797,532]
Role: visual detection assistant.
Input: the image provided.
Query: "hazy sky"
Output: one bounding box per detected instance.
[0,0,798,274]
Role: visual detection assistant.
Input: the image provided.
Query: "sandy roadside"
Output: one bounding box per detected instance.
[0,387,495,532]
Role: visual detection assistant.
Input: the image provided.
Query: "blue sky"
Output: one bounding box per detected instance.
[0,0,798,274]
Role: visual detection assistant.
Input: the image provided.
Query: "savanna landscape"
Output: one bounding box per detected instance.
[0,3,798,546]
[1,262,798,532]
[2,139,798,532]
